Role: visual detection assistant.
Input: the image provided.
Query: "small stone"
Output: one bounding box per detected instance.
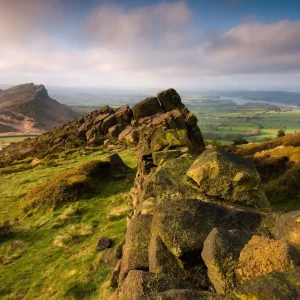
[97,237,112,251]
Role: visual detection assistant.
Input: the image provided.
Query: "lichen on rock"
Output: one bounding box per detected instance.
[187,148,269,208]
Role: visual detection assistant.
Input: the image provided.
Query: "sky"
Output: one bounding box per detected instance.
[0,0,300,90]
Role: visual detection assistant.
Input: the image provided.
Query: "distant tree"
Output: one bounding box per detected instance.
[232,138,249,146]
[277,129,286,138]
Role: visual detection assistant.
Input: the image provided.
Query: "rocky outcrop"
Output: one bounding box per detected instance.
[106,88,291,299]
[186,149,269,208]
[0,88,205,164]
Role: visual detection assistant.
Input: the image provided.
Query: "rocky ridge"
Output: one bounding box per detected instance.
[0,83,76,134]
[0,88,204,164]
[71,89,300,300]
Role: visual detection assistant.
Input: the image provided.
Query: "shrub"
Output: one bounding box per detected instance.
[24,160,111,210]
[265,164,300,204]
[24,155,129,210]
[277,129,286,138]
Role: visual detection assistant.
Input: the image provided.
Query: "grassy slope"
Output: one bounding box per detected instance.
[0,148,136,300]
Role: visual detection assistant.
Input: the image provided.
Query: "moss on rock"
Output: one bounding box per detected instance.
[150,129,193,153]
[186,149,269,208]
[118,270,192,300]
[119,215,153,285]
[233,267,300,300]
[201,227,253,294]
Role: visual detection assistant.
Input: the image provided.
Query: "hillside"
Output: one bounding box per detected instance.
[0,83,76,134]
[1,89,300,299]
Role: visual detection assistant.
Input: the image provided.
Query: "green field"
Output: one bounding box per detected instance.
[0,148,136,299]
[0,135,38,143]
[184,99,300,145]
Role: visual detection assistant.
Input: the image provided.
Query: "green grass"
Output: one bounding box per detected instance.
[0,147,136,299]
[0,135,38,143]
[192,101,300,145]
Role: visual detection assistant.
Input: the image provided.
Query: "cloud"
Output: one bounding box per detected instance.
[0,0,63,42]
[83,1,193,48]
[0,1,300,88]
[203,20,300,74]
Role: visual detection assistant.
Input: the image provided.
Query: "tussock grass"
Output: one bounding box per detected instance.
[0,240,27,266]
[24,159,117,210]
[53,224,93,248]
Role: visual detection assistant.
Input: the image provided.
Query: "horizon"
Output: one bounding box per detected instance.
[1,0,300,90]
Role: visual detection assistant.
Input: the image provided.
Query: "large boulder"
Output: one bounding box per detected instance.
[115,105,132,126]
[102,114,117,134]
[233,267,300,300]
[118,270,192,300]
[151,199,268,259]
[133,97,164,119]
[273,210,300,252]
[138,289,223,300]
[237,235,300,282]
[119,215,153,284]
[157,88,185,112]
[201,227,253,294]
[104,153,131,178]
[93,112,110,125]
[135,155,199,213]
[187,149,269,208]
[118,126,139,144]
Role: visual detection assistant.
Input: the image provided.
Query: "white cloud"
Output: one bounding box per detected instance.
[0,1,300,88]
[83,1,193,48]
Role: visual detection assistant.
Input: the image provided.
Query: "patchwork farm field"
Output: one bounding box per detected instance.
[182,98,300,144]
